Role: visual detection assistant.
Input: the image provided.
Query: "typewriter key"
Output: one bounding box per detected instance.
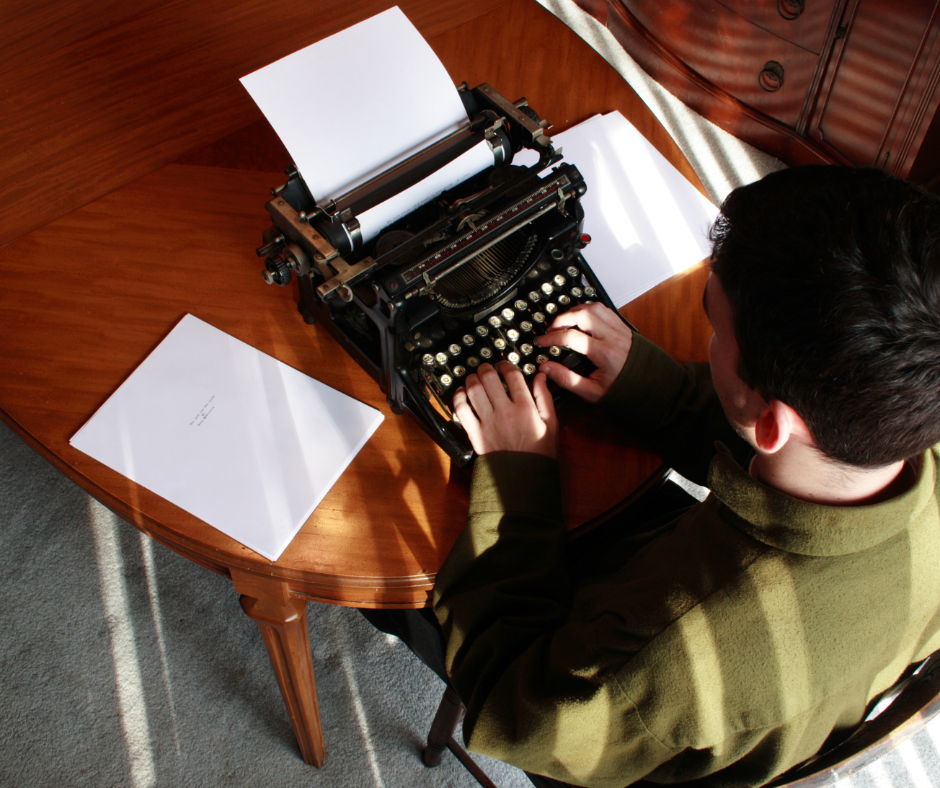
[540,282,554,295]
[538,260,552,271]
[553,274,566,287]
[419,337,433,348]
[558,295,571,306]
[520,320,533,332]
[476,325,489,337]
[506,328,520,341]
[514,300,528,311]
[501,308,515,322]
[528,291,540,303]
[533,312,546,323]
[549,345,562,356]
[521,343,534,355]
[440,374,453,387]
[448,344,462,356]
[551,248,564,261]
[584,286,596,298]
[462,334,475,346]
[435,352,448,364]
[545,303,557,315]
[404,341,415,352]
[467,357,480,367]
[493,338,507,350]
[536,354,549,365]
[566,266,580,278]
[422,354,434,366]
[523,363,536,375]
[570,287,583,298]
[507,352,520,364]
[453,365,466,377]
[488,315,502,328]
[480,347,493,359]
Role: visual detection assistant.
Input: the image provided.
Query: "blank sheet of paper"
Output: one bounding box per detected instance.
[70,315,384,561]
[517,112,719,307]
[240,6,471,204]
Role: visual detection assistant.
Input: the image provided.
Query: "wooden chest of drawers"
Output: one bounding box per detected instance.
[577,0,940,185]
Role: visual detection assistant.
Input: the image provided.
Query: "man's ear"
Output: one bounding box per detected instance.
[754,400,811,454]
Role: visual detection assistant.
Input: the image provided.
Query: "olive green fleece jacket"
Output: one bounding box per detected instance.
[432,334,940,787]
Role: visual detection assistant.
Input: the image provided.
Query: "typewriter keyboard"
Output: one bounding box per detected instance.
[403,254,599,414]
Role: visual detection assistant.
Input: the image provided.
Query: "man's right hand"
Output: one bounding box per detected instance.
[536,302,634,403]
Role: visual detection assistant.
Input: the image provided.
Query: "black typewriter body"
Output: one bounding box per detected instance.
[255,84,618,464]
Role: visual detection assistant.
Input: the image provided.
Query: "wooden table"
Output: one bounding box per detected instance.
[0,0,710,767]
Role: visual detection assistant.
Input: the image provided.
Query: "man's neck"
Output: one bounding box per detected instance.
[749,443,913,506]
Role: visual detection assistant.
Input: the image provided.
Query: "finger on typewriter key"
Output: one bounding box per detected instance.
[536,302,634,404]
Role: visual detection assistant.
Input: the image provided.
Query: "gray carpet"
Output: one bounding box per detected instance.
[0,419,533,788]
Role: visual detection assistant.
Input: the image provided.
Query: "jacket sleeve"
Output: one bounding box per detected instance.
[433,452,677,787]
[600,333,751,486]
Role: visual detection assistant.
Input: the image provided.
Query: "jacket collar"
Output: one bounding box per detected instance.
[707,443,936,557]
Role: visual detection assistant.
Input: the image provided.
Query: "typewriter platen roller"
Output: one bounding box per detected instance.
[255,83,619,465]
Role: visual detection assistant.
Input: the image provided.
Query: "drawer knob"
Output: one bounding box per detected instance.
[777,0,804,20]
[759,61,785,92]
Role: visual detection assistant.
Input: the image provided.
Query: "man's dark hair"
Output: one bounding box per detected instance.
[709,165,940,467]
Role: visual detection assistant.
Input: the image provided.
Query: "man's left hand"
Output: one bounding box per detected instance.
[452,361,558,459]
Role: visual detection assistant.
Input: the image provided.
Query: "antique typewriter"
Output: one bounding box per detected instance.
[255,83,618,464]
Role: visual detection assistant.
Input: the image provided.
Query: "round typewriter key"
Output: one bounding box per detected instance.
[558,294,571,306]
[549,345,562,356]
[566,266,580,278]
[521,343,534,355]
[533,312,546,323]
[506,328,520,341]
[550,248,564,261]
[536,354,549,365]
[538,260,552,271]
[431,328,445,339]
[440,374,453,387]
[520,320,533,332]
[528,291,540,303]
[501,308,515,322]
[507,351,521,364]
[488,315,502,327]
[570,286,583,298]
[476,325,489,337]
[527,268,540,280]
[584,286,596,297]
[448,343,461,356]
[545,303,557,315]
[462,334,475,346]
[404,341,415,352]
[453,365,466,377]
[540,282,554,295]
[514,299,528,311]
[467,357,480,367]
[480,347,493,359]
[422,354,434,366]
[435,352,448,364]
[419,337,433,348]
[523,363,536,375]
[493,338,507,350]
[553,274,566,287]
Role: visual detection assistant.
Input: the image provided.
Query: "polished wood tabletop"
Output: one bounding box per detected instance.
[0,0,710,767]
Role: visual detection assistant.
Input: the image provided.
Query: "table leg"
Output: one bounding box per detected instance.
[232,570,326,767]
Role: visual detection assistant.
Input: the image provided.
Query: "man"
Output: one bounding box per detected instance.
[433,166,940,787]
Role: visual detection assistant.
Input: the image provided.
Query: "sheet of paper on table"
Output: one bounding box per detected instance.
[70,315,384,562]
[515,112,720,307]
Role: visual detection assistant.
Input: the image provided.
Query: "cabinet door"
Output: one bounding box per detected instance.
[626,0,819,128]
[809,0,940,176]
